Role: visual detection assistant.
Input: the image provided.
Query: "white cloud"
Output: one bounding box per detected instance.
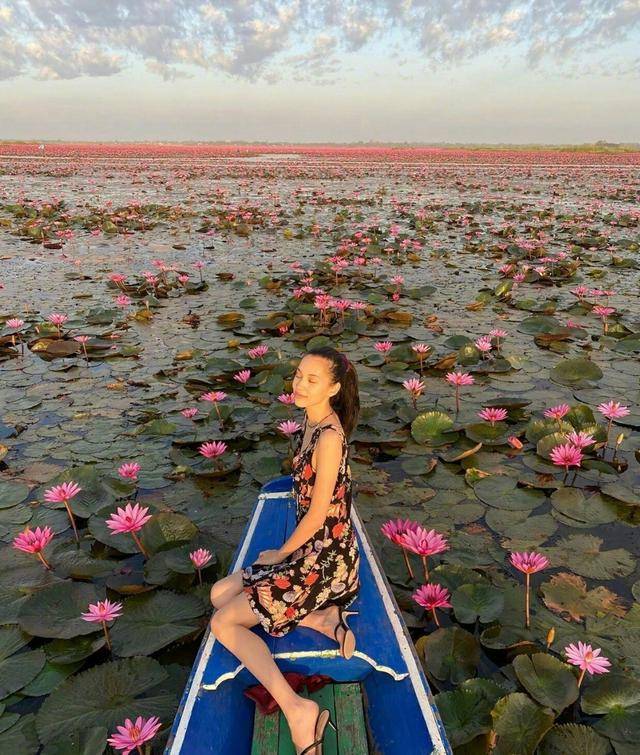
[1,0,638,81]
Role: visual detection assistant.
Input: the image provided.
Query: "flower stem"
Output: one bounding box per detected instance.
[421,555,429,582]
[401,547,414,581]
[130,530,149,558]
[37,552,51,570]
[577,668,586,688]
[102,620,112,651]
[63,499,79,543]
[455,387,460,414]
[197,568,202,586]
[432,608,440,627]
[525,573,531,629]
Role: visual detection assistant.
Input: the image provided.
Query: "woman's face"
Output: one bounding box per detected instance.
[292,355,339,408]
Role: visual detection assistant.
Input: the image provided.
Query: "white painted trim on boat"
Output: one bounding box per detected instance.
[202,649,409,691]
[168,494,269,754]
[350,502,449,755]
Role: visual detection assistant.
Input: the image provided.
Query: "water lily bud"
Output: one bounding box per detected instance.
[615,433,625,448]
[546,627,555,648]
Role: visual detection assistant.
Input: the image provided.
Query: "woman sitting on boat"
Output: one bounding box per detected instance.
[209,346,361,755]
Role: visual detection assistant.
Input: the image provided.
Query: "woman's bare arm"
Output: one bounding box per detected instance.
[278,429,342,558]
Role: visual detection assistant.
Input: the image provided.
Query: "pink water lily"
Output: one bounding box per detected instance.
[201,391,227,423]
[81,599,123,651]
[478,407,508,426]
[475,336,492,355]
[47,312,69,336]
[564,431,596,449]
[6,317,24,329]
[412,583,452,627]
[13,526,54,569]
[198,441,227,460]
[181,407,198,419]
[402,378,425,409]
[550,443,583,483]
[118,462,141,481]
[248,344,269,360]
[543,404,570,426]
[107,715,162,755]
[564,642,611,686]
[411,343,431,373]
[381,518,421,581]
[597,400,630,448]
[278,392,296,405]
[510,551,549,629]
[190,548,213,584]
[400,527,449,581]
[278,420,302,436]
[592,305,615,333]
[374,341,393,360]
[43,481,82,542]
[234,369,251,384]
[445,371,474,413]
[106,502,152,557]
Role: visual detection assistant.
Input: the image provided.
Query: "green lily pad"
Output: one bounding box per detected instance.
[550,358,603,386]
[0,482,30,509]
[44,635,106,665]
[474,476,545,511]
[581,673,640,715]
[593,708,640,746]
[109,590,205,656]
[41,726,108,755]
[601,483,640,507]
[411,411,456,446]
[538,724,612,755]
[540,572,626,622]
[0,626,47,698]
[537,432,573,460]
[491,692,555,755]
[550,488,617,525]
[18,582,102,639]
[21,659,84,697]
[452,583,505,624]
[416,626,480,683]
[526,418,574,444]
[513,652,579,713]
[464,423,510,446]
[35,657,176,745]
[435,678,505,748]
[0,714,39,753]
[140,512,197,555]
[543,535,635,580]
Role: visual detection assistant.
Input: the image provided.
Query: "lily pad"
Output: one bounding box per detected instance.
[538,724,612,755]
[0,626,47,698]
[411,411,456,446]
[474,476,545,511]
[513,652,579,713]
[491,692,555,755]
[550,358,603,386]
[0,482,30,509]
[18,582,102,638]
[543,535,635,580]
[550,488,617,525]
[35,657,176,745]
[435,678,505,748]
[540,572,626,622]
[581,673,640,715]
[417,626,480,683]
[451,583,505,624]
[109,590,205,656]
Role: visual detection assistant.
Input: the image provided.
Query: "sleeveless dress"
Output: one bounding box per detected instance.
[241,420,361,637]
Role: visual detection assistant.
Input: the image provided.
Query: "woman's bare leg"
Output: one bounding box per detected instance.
[210,570,244,609]
[210,593,322,754]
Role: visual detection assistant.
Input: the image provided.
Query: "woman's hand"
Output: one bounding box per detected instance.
[254,548,286,566]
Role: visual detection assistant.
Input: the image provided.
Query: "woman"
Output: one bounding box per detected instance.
[209,346,361,755]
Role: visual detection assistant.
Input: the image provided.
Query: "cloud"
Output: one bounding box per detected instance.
[1,0,639,82]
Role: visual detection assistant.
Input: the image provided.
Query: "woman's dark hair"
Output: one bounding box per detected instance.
[305,346,360,439]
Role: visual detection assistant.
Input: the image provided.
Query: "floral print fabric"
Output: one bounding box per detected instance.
[241,422,361,637]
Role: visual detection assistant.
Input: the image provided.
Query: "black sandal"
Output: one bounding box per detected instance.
[300,707,337,755]
[334,607,358,660]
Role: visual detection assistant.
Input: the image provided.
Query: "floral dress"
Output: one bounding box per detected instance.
[241,421,361,637]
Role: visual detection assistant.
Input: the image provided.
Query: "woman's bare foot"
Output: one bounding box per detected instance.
[299,605,345,647]
[285,697,320,754]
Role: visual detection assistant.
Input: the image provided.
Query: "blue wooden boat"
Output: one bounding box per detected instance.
[166,475,451,754]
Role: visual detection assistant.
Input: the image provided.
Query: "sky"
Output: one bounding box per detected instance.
[1,1,639,143]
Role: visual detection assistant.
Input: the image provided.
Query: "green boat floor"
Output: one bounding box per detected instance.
[251,682,369,754]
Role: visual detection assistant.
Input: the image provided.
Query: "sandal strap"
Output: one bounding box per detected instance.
[300,740,322,755]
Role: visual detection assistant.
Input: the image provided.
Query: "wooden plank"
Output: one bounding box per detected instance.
[334,683,369,754]
[276,685,338,755]
[251,707,280,755]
